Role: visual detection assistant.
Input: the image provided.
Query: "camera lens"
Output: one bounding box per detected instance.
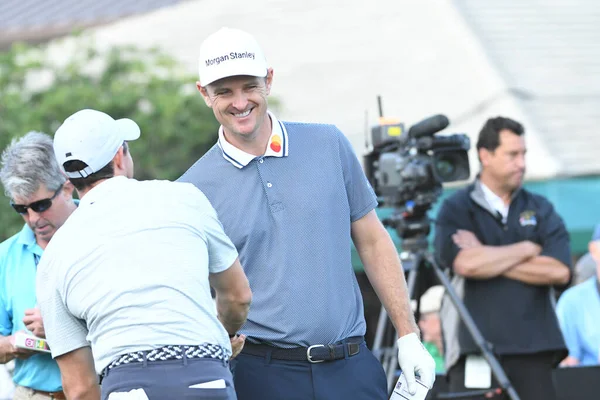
[433,151,470,182]
[435,156,456,180]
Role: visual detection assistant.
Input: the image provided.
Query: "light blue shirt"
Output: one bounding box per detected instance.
[556,277,600,366]
[0,225,62,391]
[179,116,378,348]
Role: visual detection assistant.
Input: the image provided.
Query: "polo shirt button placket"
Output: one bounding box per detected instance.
[267,182,273,188]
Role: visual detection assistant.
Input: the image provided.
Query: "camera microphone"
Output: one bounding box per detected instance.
[408,114,450,139]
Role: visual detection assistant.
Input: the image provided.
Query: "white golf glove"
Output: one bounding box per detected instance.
[397,332,436,394]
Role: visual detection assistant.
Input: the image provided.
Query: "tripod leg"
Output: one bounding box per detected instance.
[372,304,389,360]
[406,261,419,299]
[426,254,521,400]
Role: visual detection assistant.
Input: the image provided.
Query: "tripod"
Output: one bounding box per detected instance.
[371,237,521,400]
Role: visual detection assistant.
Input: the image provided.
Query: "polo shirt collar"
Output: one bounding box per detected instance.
[79,176,128,207]
[480,182,509,221]
[471,178,522,218]
[17,224,36,247]
[217,111,289,169]
[17,224,43,258]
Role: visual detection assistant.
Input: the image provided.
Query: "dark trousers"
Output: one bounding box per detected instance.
[231,342,387,400]
[101,357,236,400]
[447,352,558,400]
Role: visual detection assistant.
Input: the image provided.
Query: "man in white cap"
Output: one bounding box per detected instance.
[179,27,436,400]
[37,109,252,399]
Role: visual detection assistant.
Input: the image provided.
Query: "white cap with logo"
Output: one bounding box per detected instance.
[53,109,140,179]
[198,27,268,87]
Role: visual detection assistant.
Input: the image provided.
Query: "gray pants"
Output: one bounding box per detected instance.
[101,357,236,400]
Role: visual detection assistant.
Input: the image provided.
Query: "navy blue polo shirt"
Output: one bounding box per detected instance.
[179,114,378,348]
[434,181,571,358]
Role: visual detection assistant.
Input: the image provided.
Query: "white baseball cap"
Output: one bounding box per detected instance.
[198,27,268,86]
[53,109,140,179]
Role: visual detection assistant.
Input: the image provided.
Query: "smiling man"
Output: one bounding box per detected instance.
[0,131,77,400]
[179,27,436,400]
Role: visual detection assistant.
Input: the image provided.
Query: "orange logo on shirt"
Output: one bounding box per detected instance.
[270,134,282,153]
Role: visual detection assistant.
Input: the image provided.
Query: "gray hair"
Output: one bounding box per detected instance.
[0,131,67,200]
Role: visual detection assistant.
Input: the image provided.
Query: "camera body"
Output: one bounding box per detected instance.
[364,114,471,243]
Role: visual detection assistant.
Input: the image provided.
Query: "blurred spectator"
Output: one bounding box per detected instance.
[0,132,75,399]
[417,286,445,374]
[571,224,600,286]
[435,117,571,400]
[556,239,600,367]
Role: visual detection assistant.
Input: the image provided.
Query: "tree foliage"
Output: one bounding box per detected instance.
[0,39,224,241]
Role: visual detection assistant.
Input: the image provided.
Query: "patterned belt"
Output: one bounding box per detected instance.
[101,344,228,377]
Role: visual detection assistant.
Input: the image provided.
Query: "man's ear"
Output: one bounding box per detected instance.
[196,82,212,107]
[479,148,492,168]
[265,68,274,95]
[62,180,75,197]
[112,146,127,176]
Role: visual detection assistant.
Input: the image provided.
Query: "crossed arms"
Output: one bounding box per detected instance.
[451,229,570,285]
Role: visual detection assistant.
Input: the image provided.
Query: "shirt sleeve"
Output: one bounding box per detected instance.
[556,290,582,360]
[335,128,378,222]
[538,201,572,270]
[188,188,238,274]
[36,250,90,359]
[434,197,473,270]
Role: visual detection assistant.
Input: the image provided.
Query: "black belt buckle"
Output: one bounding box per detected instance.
[348,342,360,357]
[307,344,325,363]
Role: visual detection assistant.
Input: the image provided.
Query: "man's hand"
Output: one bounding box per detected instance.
[452,230,482,249]
[23,308,45,338]
[0,334,36,363]
[560,356,579,367]
[230,334,246,359]
[397,333,436,395]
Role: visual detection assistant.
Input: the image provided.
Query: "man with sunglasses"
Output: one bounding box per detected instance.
[36,109,251,400]
[0,131,77,400]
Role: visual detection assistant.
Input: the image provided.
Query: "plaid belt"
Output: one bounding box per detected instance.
[101,344,228,377]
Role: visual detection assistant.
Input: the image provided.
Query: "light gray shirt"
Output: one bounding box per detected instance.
[36,176,238,373]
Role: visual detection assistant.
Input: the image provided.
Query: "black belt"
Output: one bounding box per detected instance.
[242,336,363,363]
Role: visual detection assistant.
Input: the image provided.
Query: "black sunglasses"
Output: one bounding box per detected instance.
[11,184,64,215]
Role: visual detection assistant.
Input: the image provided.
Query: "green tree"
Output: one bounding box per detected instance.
[0,39,228,241]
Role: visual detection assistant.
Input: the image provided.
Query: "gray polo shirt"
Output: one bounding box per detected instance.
[36,177,238,373]
[179,114,378,347]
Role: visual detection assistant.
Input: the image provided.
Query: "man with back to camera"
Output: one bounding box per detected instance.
[178,27,436,400]
[434,116,571,400]
[0,131,78,400]
[36,109,252,400]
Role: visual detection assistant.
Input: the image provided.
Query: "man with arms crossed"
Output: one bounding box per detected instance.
[37,109,251,400]
[179,27,435,400]
[0,132,77,400]
[435,116,571,400]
